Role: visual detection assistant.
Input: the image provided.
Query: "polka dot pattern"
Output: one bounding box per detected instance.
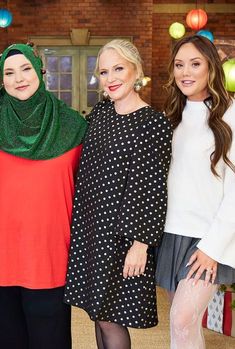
[64,101,172,328]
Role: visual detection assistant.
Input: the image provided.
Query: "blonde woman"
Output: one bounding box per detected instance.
[65,40,172,348]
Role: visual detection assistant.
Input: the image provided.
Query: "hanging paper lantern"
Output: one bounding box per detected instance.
[197,29,214,42]
[186,9,208,31]
[0,9,13,28]
[169,22,185,39]
[223,59,235,92]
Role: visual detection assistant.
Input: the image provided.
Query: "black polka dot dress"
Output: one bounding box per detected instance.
[64,101,172,328]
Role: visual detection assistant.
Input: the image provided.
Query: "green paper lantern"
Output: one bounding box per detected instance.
[169,22,185,39]
[223,59,235,92]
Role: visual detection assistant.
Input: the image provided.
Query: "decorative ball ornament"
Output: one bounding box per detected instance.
[186,9,208,31]
[197,29,214,42]
[169,22,185,39]
[0,9,13,28]
[223,59,235,92]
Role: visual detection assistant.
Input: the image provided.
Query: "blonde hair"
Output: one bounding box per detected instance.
[95,39,144,80]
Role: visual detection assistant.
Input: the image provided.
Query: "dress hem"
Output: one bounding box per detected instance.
[67,301,158,329]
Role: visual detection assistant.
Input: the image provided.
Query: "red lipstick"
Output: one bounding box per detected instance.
[109,84,122,92]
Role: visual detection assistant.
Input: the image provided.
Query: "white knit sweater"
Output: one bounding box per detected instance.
[165,99,235,268]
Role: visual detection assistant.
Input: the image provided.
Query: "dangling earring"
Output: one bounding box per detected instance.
[103,91,109,99]
[134,76,151,91]
[134,79,142,92]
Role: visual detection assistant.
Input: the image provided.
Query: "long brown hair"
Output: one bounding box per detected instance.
[164,35,234,176]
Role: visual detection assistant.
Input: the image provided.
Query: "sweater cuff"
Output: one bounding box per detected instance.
[197,218,235,268]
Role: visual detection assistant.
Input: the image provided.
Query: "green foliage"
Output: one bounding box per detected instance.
[231,283,235,292]
[219,284,227,292]
[218,284,235,311]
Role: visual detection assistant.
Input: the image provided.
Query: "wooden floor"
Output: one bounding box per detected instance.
[71,287,235,349]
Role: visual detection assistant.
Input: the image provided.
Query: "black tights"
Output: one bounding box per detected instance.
[95,320,131,349]
[0,286,71,349]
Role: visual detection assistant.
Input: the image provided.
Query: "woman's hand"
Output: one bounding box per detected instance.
[123,240,148,278]
[186,249,218,286]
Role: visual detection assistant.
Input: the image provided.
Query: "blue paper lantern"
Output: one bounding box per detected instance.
[0,9,13,28]
[197,30,214,42]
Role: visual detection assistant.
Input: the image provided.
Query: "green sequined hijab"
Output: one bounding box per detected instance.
[0,43,87,160]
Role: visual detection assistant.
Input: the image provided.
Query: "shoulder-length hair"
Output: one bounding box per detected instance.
[164,34,234,176]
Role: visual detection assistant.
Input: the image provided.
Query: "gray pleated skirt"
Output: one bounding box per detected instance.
[155,233,235,292]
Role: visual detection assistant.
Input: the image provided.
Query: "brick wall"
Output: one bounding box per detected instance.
[0,0,153,104]
[152,0,235,109]
[0,0,234,109]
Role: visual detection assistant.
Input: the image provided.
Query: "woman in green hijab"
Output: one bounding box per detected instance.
[0,43,87,349]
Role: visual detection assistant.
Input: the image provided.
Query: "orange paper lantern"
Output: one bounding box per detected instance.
[186,9,208,31]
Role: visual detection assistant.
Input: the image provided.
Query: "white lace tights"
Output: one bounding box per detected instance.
[169,279,218,349]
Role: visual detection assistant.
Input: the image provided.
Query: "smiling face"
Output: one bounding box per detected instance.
[3,54,40,100]
[98,48,139,103]
[173,42,209,101]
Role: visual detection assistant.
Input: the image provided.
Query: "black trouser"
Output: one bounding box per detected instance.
[0,286,71,349]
